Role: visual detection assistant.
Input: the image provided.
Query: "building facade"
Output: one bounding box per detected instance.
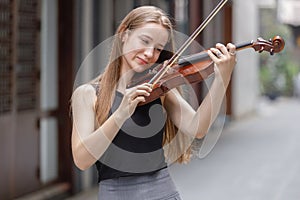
[1,0,282,198]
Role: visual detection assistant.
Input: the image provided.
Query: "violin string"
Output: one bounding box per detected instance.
[149,0,228,86]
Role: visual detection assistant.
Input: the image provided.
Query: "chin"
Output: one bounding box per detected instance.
[133,65,150,73]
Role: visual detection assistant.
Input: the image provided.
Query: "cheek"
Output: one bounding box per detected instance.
[122,45,136,61]
[154,52,161,60]
[123,44,142,58]
[150,52,161,64]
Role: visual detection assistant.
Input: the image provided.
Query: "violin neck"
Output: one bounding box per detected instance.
[177,41,254,67]
[235,41,254,51]
[177,51,209,66]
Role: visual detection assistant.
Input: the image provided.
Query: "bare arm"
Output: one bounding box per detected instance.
[71,84,124,170]
[164,43,236,139]
[71,83,152,170]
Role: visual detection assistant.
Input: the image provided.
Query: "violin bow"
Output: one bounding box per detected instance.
[148,0,228,86]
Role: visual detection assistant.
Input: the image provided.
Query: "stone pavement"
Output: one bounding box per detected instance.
[68,97,300,200]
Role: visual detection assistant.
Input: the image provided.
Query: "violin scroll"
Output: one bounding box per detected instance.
[130,35,285,106]
[252,36,285,55]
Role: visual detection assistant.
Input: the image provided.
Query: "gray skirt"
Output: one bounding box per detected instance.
[98,168,182,200]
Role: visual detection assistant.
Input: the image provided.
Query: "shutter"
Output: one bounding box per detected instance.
[0,0,39,114]
[0,0,12,113]
[0,0,41,197]
[16,0,39,111]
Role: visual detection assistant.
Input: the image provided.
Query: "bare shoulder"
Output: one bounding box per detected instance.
[72,84,97,107]
[73,84,96,95]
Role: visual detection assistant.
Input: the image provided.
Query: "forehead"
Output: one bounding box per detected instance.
[133,23,169,45]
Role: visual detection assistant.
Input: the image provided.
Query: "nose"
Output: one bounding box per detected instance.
[144,47,154,58]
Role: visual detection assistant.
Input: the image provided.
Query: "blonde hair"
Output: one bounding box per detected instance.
[95,6,192,164]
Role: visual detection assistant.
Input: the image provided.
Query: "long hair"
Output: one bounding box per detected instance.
[94,6,192,164]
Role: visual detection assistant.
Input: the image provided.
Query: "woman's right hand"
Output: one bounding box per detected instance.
[115,83,152,120]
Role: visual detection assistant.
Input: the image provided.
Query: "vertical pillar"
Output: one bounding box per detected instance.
[57,0,75,192]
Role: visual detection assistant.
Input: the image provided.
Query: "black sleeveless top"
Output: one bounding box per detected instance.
[95,90,167,182]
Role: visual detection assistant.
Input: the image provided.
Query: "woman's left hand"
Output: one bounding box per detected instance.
[207,43,237,85]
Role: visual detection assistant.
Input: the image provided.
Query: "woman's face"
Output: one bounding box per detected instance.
[121,23,169,73]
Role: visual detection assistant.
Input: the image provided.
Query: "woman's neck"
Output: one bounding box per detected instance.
[117,67,135,93]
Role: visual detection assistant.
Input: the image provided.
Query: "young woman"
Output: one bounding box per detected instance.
[71,6,236,200]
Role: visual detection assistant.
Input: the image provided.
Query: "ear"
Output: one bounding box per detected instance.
[121,30,129,43]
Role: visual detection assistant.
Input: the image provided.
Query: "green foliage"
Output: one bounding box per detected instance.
[259,8,300,98]
[260,52,299,97]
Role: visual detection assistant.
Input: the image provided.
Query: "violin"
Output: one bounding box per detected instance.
[128,36,285,105]
[128,0,285,105]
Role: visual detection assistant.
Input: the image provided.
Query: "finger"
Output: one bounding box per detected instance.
[129,88,151,102]
[163,60,169,67]
[226,43,236,56]
[131,96,146,107]
[135,89,151,97]
[209,48,223,59]
[216,43,229,56]
[207,49,220,63]
[137,83,153,93]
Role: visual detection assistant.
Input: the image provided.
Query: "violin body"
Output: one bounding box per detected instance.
[143,60,213,104]
[127,0,286,106]
[128,36,285,105]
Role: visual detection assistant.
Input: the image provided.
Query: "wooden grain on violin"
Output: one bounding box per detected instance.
[128,36,285,106]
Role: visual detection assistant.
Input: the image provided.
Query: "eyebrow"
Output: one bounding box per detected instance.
[140,34,165,48]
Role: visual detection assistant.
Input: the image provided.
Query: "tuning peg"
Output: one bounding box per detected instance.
[259,46,264,53]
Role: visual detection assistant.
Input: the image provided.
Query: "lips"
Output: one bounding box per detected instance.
[136,57,149,65]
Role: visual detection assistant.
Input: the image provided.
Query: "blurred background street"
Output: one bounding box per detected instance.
[171,97,300,200]
[1,0,300,199]
[66,97,300,200]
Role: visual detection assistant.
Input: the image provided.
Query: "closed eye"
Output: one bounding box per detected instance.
[155,48,162,52]
[139,36,150,45]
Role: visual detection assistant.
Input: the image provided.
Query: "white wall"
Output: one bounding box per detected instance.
[40,0,58,183]
[232,0,261,118]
